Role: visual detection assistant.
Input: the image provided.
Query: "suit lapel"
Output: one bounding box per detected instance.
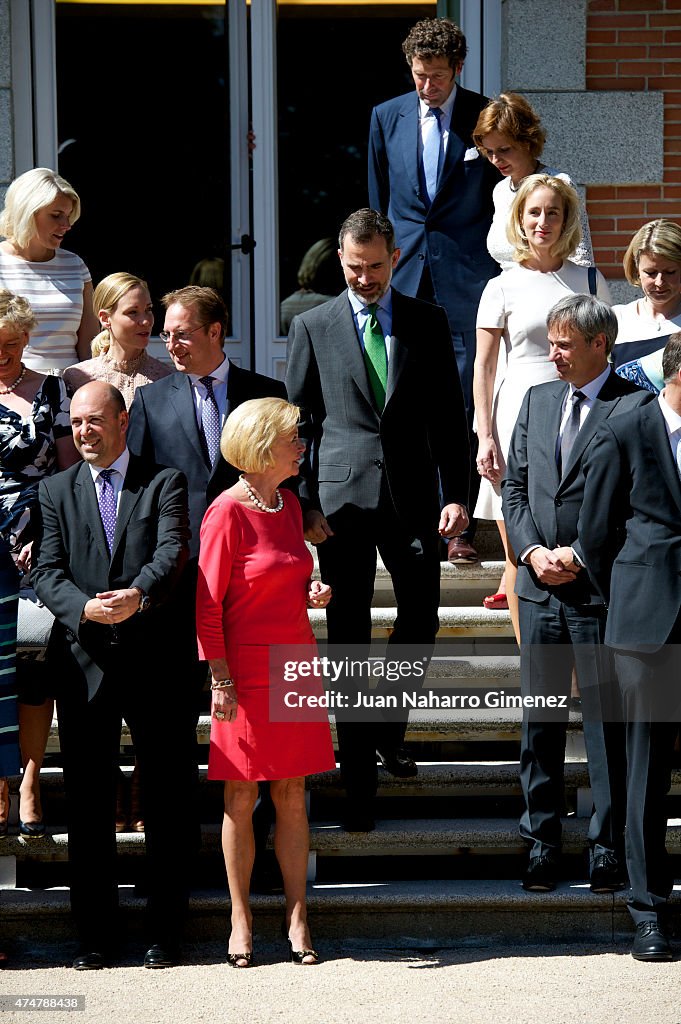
[110,457,145,561]
[397,95,422,202]
[642,400,681,514]
[541,383,565,490]
[328,295,378,415]
[385,292,408,404]
[435,87,467,197]
[74,462,110,563]
[169,374,206,466]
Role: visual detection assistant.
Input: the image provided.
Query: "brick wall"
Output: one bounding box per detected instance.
[586,0,680,279]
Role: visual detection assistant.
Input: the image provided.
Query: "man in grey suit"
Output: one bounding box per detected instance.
[286,208,470,830]
[503,295,650,895]
[578,332,681,962]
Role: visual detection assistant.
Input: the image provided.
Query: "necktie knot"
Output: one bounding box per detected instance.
[200,375,215,394]
[572,389,586,406]
[429,106,443,125]
[99,469,114,483]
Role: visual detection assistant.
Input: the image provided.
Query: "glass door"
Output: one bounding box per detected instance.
[54,0,252,366]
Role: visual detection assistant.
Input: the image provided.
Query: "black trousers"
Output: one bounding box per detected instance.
[57,652,200,949]
[518,595,627,860]
[613,643,680,925]
[317,488,440,812]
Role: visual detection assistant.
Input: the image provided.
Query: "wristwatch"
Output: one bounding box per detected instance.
[133,587,151,613]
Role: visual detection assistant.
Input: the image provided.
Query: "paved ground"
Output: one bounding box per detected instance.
[1,939,680,1024]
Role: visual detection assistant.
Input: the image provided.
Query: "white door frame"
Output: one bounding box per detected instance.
[10,0,58,173]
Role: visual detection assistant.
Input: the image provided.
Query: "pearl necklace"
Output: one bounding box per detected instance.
[0,363,27,395]
[239,474,284,513]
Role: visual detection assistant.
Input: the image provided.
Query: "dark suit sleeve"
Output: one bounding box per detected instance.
[126,386,152,462]
[286,316,323,511]
[427,305,470,509]
[576,423,630,604]
[31,479,91,636]
[368,107,390,213]
[129,469,190,606]
[502,389,543,556]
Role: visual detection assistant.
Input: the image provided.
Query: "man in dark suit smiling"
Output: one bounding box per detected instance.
[32,382,191,970]
[286,208,470,830]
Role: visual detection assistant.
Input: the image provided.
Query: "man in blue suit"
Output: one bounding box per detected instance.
[368,17,500,560]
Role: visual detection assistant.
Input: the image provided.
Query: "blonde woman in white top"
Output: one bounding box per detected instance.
[0,168,99,372]
[473,174,610,639]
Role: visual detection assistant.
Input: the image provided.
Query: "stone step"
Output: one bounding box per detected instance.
[5,817,681,863]
[45,703,591,753]
[308,605,514,638]
[3,879,661,947]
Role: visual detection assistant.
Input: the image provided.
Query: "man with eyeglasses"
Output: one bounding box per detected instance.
[127,285,286,882]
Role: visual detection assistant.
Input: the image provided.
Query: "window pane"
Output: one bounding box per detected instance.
[55,2,231,326]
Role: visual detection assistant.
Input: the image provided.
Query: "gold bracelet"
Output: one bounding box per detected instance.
[211,679,234,690]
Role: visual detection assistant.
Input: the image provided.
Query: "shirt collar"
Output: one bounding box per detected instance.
[419,83,457,121]
[88,447,130,483]
[188,354,229,386]
[569,364,611,403]
[348,287,392,318]
[658,390,681,434]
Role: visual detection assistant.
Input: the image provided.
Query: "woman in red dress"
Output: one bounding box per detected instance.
[196,397,335,968]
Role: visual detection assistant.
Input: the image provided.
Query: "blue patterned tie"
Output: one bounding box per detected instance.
[422,107,443,203]
[97,469,117,554]
[200,376,221,467]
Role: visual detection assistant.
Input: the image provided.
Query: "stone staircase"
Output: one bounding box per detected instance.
[4,522,680,949]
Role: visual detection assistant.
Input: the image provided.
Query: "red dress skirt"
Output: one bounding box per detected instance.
[196,489,335,781]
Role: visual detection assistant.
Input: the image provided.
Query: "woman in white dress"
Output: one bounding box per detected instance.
[473,174,610,640]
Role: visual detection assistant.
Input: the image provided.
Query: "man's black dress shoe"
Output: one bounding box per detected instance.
[590,852,626,894]
[72,951,107,970]
[143,944,179,969]
[522,853,559,892]
[342,814,376,833]
[377,748,418,778]
[631,921,673,962]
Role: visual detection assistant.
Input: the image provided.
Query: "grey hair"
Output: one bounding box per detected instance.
[546,294,618,356]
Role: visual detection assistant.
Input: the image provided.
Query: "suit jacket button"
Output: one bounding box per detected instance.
[554,498,562,507]
[417,253,425,261]
[374,459,384,469]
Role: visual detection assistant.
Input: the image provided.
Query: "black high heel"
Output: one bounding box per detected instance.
[226,952,253,968]
[281,919,321,965]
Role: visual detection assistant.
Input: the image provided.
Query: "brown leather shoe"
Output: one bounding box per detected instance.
[447,538,478,564]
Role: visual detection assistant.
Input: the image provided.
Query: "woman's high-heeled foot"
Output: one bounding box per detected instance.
[282,919,321,965]
[0,781,9,839]
[226,952,253,968]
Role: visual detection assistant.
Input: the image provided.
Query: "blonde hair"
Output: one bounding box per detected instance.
[221,397,300,473]
[0,289,37,335]
[0,168,81,248]
[622,220,681,286]
[507,173,582,264]
[91,272,150,356]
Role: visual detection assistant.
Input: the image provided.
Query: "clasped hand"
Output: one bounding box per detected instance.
[307,580,332,608]
[83,589,140,624]
[528,546,581,585]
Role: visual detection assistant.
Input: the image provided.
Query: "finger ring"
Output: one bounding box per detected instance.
[214,710,226,721]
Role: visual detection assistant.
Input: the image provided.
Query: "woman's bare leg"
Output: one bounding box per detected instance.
[497,520,520,644]
[270,776,317,961]
[222,779,259,962]
[18,698,53,823]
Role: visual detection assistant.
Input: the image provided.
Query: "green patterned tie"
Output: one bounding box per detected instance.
[363,303,387,411]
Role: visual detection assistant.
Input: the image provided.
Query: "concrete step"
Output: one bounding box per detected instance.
[45,703,591,754]
[5,817,681,862]
[308,605,514,638]
[3,879,663,947]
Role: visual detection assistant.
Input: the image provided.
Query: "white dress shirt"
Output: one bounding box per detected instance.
[89,448,130,512]
[657,390,681,475]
